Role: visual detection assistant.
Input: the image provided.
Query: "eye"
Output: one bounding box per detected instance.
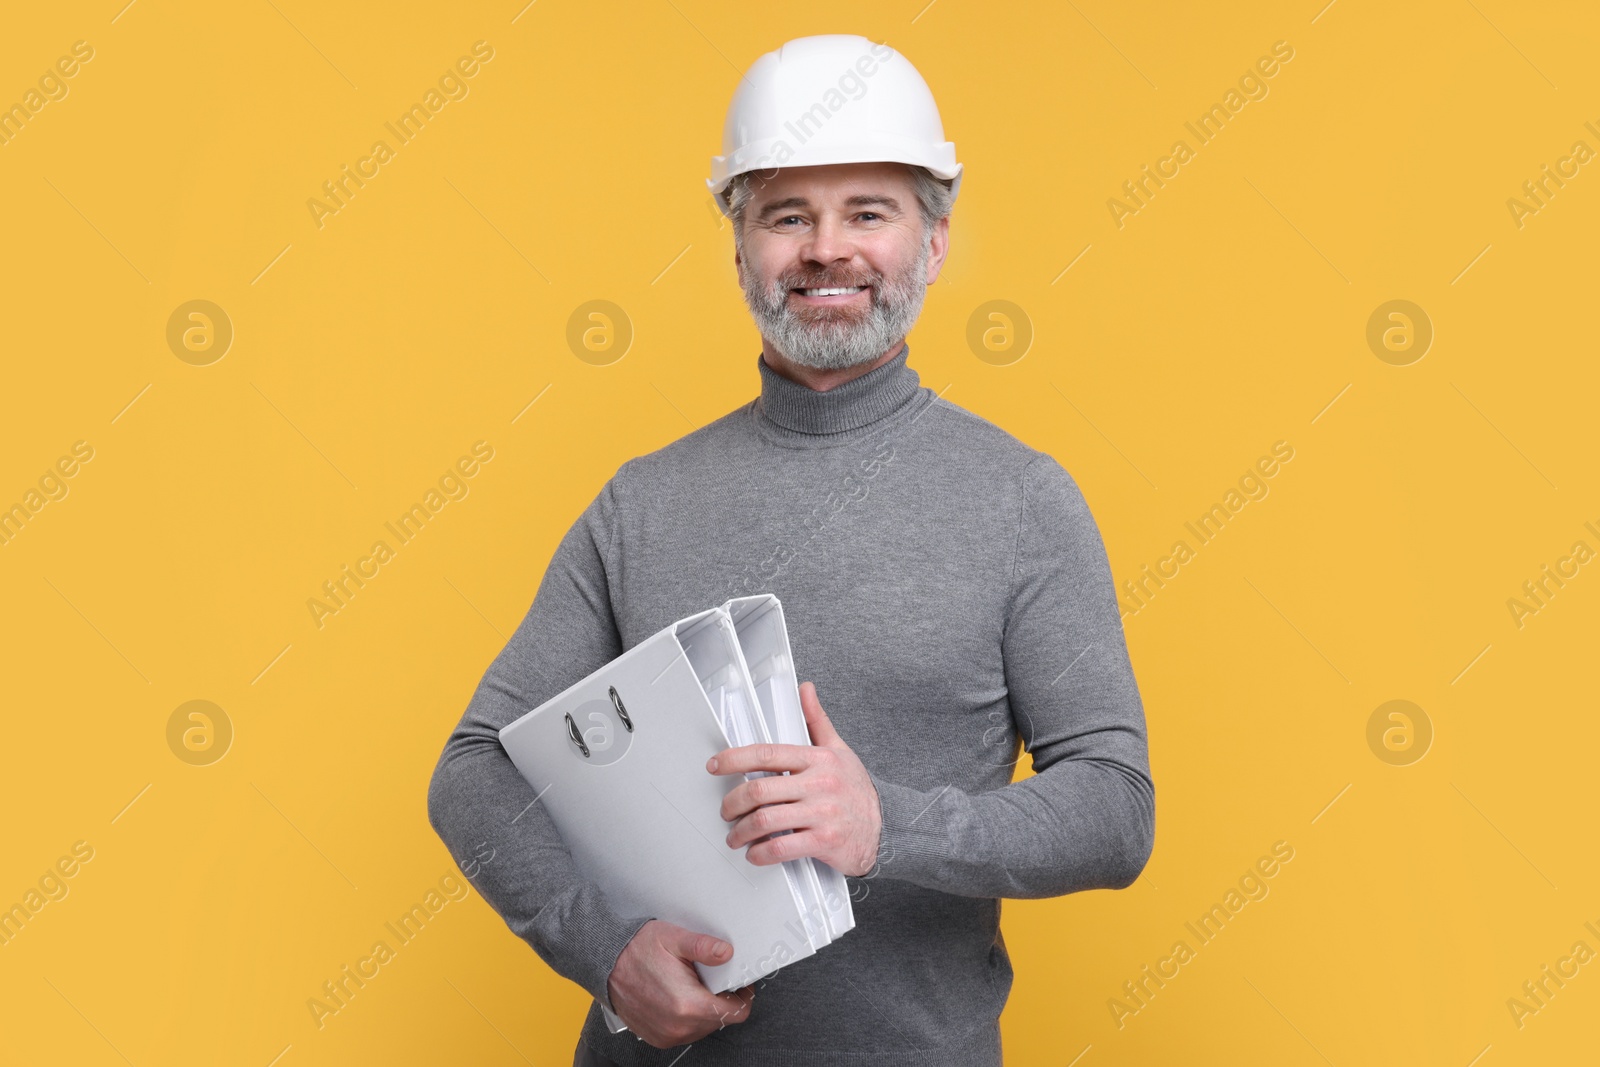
[774,215,804,228]
[857,212,883,222]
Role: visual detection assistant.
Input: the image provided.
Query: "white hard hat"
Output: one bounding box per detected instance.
[707,34,962,217]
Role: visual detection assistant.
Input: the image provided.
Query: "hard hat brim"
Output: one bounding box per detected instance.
[708,135,961,196]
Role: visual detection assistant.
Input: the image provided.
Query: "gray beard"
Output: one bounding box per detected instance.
[740,237,930,371]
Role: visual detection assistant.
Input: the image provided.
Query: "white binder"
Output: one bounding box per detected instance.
[497,596,854,1036]
[722,595,856,945]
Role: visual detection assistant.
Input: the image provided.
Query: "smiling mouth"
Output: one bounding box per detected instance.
[791,285,869,299]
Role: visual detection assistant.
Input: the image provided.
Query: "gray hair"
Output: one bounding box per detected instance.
[725,165,954,253]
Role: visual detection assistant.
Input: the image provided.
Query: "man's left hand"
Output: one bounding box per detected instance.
[708,681,882,876]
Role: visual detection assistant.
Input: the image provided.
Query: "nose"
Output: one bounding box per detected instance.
[800,211,853,270]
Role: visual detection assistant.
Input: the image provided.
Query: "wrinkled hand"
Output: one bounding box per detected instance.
[708,681,882,876]
[606,919,755,1048]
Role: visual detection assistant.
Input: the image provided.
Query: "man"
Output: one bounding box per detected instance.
[427,33,1154,1067]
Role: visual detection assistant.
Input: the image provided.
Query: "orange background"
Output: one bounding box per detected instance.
[1,2,1596,1064]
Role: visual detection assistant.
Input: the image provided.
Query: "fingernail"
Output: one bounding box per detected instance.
[706,756,718,772]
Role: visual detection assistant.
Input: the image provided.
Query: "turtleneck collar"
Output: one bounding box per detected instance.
[754,342,926,440]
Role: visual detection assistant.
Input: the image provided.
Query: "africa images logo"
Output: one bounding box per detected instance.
[563,690,635,767]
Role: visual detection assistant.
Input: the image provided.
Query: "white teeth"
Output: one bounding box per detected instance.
[798,286,865,297]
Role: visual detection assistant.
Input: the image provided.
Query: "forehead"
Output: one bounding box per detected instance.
[744,161,915,207]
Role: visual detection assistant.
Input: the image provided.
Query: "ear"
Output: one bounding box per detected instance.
[925,214,950,286]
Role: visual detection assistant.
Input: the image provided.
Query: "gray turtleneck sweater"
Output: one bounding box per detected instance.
[427,344,1155,1067]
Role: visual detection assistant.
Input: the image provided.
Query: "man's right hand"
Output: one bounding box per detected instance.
[605,919,756,1048]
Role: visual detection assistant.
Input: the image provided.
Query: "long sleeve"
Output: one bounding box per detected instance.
[867,453,1156,899]
[426,468,650,1010]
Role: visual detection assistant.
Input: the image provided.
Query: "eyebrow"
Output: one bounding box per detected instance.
[755,193,902,224]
